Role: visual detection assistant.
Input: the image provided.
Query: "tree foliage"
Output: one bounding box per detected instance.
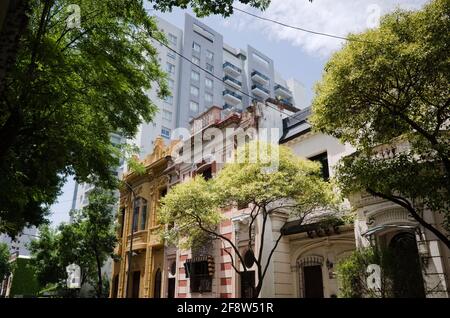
[29,188,116,297]
[0,242,11,280]
[149,0,270,17]
[311,0,450,248]
[159,142,340,297]
[0,0,169,236]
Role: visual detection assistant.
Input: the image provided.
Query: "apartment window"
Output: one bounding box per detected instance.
[192,56,200,65]
[167,51,176,60]
[162,109,172,121]
[205,63,214,73]
[164,95,173,105]
[190,85,199,97]
[168,79,175,90]
[205,92,213,103]
[205,78,213,89]
[191,70,200,82]
[190,101,199,113]
[206,50,214,61]
[184,258,213,293]
[139,201,148,231]
[166,62,175,74]
[168,33,177,45]
[192,42,201,53]
[161,127,171,139]
[132,198,141,232]
[308,152,329,181]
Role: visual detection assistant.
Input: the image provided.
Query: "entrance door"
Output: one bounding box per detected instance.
[131,271,141,298]
[241,271,255,298]
[168,278,175,298]
[303,265,324,298]
[153,268,162,298]
[389,232,425,298]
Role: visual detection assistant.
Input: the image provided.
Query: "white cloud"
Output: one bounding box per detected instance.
[224,0,427,57]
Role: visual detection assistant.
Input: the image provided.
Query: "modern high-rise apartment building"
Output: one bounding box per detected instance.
[135,13,306,159]
[71,12,305,211]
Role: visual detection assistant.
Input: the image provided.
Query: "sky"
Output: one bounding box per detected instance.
[48,0,428,227]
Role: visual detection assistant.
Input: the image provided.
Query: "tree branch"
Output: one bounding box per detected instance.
[366,188,450,250]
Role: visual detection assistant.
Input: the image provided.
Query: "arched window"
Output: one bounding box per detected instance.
[297,255,324,298]
[154,268,162,298]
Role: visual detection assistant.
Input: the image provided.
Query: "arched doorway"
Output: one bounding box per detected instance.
[153,268,162,298]
[389,232,425,298]
[297,256,324,298]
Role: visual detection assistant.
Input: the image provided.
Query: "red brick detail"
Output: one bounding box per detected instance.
[220,232,232,240]
[179,267,185,274]
[220,293,232,298]
[178,280,187,287]
[221,219,232,227]
[179,255,188,261]
[220,262,232,271]
[221,247,232,256]
[178,293,187,298]
[220,278,232,286]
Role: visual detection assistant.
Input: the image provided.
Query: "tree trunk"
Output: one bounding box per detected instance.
[0,0,29,97]
[94,249,103,298]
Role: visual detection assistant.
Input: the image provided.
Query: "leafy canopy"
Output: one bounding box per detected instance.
[0,0,169,236]
[311,0,450,240]
[29,188,116,297]
[150,0,270,17]
[0,242,11,279]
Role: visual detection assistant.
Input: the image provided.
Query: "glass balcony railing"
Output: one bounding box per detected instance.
[251,70,270,82]
[251,83,270,95]
[274,84,292,95]
[223,62,242,74]
[223,75,242,87]
[223,89,243,100]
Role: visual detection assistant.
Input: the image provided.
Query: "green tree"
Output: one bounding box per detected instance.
[29,225,66,290]
[311,0,450,249]
[159,142,341,297]
[0,0,169,236]
[150,0,270,17]
[70,188,117,298]
[0,242,11,280]
[30,188,116,297]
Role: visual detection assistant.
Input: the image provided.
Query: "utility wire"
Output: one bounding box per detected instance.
[232,6,374,44]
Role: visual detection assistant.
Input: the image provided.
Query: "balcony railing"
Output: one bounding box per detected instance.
[223,62,242,74]
[251,70,270,82]
[251,83,270,95]
[274,84,292,96]
[223,89,243,100]
[223,75,242,88]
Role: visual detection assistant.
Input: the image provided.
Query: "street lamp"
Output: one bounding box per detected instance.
[122,180,137,298]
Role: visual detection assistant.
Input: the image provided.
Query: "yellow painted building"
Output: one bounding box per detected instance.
[110,137,178,298]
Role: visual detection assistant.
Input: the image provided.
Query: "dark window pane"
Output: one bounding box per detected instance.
[309,152,329,180]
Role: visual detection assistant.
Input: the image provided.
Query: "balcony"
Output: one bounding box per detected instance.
[274,84,293,98]
[223,89,242,104]
[223,62,242,76]
[251,83,270,99]
[223,75,242,90]
[251,70,270,85]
